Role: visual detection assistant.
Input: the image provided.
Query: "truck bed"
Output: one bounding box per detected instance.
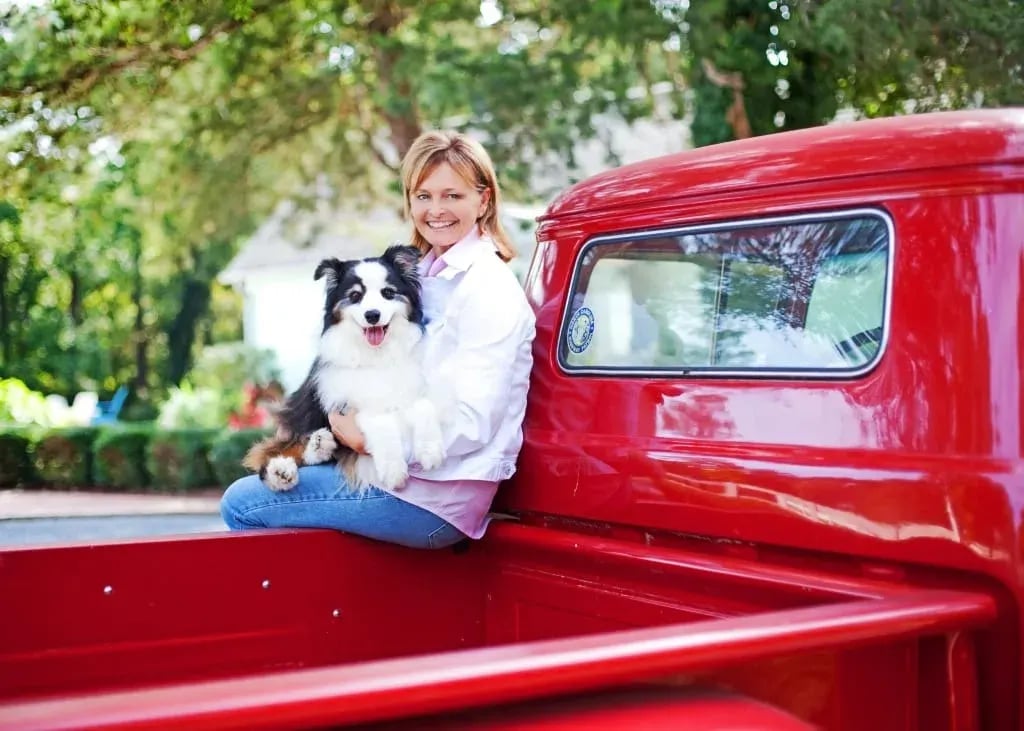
[0,522,995,730]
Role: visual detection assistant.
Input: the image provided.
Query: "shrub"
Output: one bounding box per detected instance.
[33,427,98,487]
[0,378,50,426]
[209,428,272,485]
[189,342,281,395]
[156,385,234,430]
[147,428,219,491]
[119,395,159,423]
[0,430,35,487]
[93,425,153,490]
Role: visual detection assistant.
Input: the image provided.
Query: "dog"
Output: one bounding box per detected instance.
[242,244,445,492]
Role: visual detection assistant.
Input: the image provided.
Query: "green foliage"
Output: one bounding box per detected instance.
[120,395,160,423]
[33,427,98,487]
[156,384,235,429]
[683,0,1022,146]
[0,378,50,426]
[209,427,271,485]
[188,341,280,391]
[146,428,218,491]
[0,429,35,487]
[172,341,281,428]
[818,0,1024,116]
[685,0,843,145]
[93,424,153,489]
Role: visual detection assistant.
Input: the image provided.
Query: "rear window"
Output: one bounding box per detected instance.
[559,210,892,377]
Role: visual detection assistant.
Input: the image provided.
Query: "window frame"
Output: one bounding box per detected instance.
[556,208,895,380]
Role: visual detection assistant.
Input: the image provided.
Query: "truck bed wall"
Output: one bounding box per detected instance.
[0,523,999,730]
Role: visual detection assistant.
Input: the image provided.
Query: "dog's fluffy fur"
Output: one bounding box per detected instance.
[243,245,445,492]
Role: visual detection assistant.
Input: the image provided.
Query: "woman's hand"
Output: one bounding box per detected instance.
[328,410,368,454]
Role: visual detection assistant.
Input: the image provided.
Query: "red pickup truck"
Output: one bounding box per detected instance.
[2,109,1023,730]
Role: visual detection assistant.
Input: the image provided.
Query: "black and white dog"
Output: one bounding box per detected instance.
[243,245,445,491]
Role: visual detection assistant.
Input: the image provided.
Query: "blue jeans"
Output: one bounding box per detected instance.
[220,465,466,549]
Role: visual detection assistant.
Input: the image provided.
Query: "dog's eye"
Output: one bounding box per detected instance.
[381,288,397,300]
[348,290,363,303]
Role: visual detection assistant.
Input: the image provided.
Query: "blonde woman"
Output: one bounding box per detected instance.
[221,131,536,548]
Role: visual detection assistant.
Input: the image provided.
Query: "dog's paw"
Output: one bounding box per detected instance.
[414,439,445,471]
[375,457,409,491]
[264,456,299,491]
[303,428,337,465]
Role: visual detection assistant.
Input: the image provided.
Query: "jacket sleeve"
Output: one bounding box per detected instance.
[434,285,533,459]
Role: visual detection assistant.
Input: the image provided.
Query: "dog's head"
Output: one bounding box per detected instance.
[314,245,424,350]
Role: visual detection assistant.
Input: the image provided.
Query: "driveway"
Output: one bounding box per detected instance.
[0,489,226,547]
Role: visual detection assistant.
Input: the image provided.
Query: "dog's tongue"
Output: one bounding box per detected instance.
[365,326,386,346]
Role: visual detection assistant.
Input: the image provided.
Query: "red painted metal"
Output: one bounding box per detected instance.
[0,524,996,730]
[372,688,818,730]
[506,109,1024,727]
[2,110,1023,728]
[541,108,1024,221]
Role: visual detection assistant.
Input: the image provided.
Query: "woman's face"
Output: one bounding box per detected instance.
[409,162,489,252]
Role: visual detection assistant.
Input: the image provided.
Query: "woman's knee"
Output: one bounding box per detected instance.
[220,474,266,530]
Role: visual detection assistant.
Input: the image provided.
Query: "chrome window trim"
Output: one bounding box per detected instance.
[555,207,895,380]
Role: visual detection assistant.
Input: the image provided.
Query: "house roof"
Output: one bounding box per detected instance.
[219,200,411,285]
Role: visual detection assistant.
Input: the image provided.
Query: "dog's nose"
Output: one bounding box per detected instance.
[364,309,381,325]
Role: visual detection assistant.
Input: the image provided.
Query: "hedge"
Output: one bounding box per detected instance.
[93,425,153,490]
[8,425,274,492]
[209,428,272,485]
[33,427,98,487]
[146,428,220,492]
[0,430,35,488]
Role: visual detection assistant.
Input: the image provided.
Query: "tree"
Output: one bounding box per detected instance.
[819,0,1024,116]
[0,0,682,395]
[683,0,1022,146]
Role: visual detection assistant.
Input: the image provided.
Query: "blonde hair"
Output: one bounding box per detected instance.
[400,130,515,262]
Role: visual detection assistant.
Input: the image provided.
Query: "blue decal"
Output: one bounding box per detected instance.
[567,307,595,354]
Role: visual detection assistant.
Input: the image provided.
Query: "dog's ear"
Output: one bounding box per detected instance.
[314,258,348,287]
[381,245,421,281]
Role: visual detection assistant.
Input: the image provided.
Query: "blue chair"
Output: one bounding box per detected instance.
[91,386,129,426]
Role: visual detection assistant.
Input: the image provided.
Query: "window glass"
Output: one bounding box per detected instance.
[560,212,890,374]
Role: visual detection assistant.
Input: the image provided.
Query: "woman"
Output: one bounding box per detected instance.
[220,130,536,549]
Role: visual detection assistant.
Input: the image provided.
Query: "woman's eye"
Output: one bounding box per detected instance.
[415,193,430,201]
[446,193,462,200]
[381,288,397,300]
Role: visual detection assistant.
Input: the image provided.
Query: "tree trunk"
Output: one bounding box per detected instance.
[165,277,212,386]
[130,228,148,392]
[700,58,752,141]
[69,269,83,325]
[367,1,422,160]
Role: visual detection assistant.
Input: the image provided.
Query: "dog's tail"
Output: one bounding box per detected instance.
[243,436,306,479]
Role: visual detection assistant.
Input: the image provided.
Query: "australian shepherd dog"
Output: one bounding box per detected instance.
[243,245,445,492]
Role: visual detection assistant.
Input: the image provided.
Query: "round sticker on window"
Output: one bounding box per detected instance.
[567,307,595,354]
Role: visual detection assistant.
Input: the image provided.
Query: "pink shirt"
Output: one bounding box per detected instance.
[383,227,535,539]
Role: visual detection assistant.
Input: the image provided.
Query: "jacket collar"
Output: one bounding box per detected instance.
[426,227,497,280]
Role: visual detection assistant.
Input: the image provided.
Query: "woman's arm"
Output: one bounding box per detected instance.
[435,285,535,459]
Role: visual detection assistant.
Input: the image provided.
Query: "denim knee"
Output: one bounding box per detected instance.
[220,474,262,530]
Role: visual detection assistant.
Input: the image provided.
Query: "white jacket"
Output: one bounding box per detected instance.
[409,233,536,484]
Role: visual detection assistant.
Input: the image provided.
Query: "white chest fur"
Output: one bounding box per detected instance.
[315,360,425,414]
